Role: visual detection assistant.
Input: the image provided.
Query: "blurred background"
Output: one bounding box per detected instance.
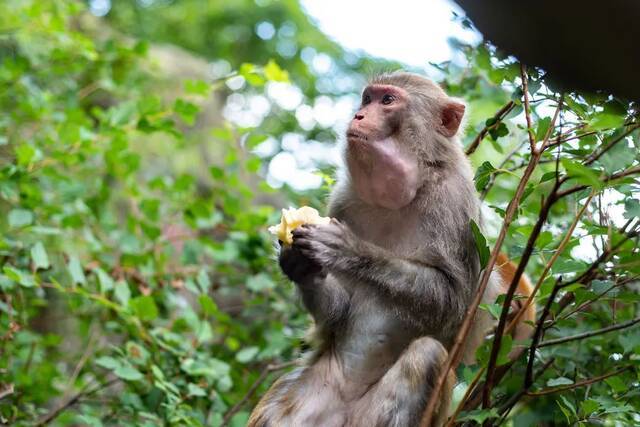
[1,1,639,426]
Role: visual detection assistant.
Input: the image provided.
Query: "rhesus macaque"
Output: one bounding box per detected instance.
[249,73,534,427]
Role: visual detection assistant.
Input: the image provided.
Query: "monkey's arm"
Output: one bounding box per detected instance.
[292,221,471,326]
[279,245,350,326]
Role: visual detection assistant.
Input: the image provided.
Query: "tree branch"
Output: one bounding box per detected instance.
[481,94,563,407]
[465,101,516,155]
[35,378,120,426]
[419,66,554,427]
[526,366,631,397]
[220,361,296,427]
[538,316,640,348]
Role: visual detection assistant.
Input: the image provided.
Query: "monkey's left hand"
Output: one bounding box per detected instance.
[292,219,360,269]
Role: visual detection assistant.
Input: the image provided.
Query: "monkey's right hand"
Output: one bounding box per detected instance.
[279,241,325,285]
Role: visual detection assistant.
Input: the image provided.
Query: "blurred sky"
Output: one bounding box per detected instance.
[301,0,480,67]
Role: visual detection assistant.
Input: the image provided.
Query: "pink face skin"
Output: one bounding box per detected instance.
[346,85,420,210]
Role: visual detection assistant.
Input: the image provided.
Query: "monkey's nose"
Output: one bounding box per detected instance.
[354,113,364,120]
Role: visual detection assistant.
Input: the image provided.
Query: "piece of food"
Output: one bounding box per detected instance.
[268,206,331,245]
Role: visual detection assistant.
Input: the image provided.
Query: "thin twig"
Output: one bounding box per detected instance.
[520,64,536,152]
[220,361,296,427]
[35,378,120,426]
[495,358,555,424]
[419,65,551,427]
[526,366,631,396]
[583,124,639,166]
[538,316,640,348]
[504,191,594,336]
[481,94,563,407]
[465,101,516,155]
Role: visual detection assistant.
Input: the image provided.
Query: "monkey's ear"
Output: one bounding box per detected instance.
[439,101,466,137]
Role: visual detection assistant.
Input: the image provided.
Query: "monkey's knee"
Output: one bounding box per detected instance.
[397,336,449,392]
[364,337,453,427]
[402,337,455,426]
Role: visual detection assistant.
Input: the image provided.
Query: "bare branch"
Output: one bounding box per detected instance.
[35,378,120,426]
[526,366,631,396]
[220,361,296,427]
[538,316,640,348]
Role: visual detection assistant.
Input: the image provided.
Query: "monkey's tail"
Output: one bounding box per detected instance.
[495,253,536,344]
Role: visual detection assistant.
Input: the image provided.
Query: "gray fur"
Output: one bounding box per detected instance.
[249,73,489,427]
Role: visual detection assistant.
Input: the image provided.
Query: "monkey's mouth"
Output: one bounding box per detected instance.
[347,131,368,142]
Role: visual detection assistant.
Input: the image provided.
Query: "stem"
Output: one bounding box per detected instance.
[420,66,553,426]
[538,316,640,348]
[526,366,631,396]
[465,101,516,155]
[220,361,296,427]
[481,93,563,408]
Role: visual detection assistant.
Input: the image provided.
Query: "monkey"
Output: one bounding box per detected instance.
[248,72,535,427]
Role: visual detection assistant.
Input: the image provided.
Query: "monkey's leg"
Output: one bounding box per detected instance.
[350,336,455,427]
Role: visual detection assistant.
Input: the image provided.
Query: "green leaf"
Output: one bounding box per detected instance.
[8,209,34,228]
[96,268,114,293]
[547,377,574,387]
[130,296,158,322]
[623,198,640,220]
[67,256,86,285]
[580,399,600,416]
[236,346,259,363]
[605,376,626,393]
[496,335,513,366]
[247,273,275,292]
[95,356,120,370]
[557,395,577,423]
[187,383,207,397]
[599,139,635,174]
[174,99,200,125]
[561,159,602,189]
[474,161,496,191]
[197,269,211,294]
[457,408,499,423]
[535,116,552,141]
[114,280,131,306]
[470,220,490,269]
[3,266,36,288]
[30,242,50,270]
[199,294,219,316]
[114,365,144,381]
[263,60,289,82]
[589,111,625,130]
[184,79,211,96]
[15,144,36,166]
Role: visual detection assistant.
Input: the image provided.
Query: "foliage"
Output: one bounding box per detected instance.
[1,1,639,426]
[0,1,308,425]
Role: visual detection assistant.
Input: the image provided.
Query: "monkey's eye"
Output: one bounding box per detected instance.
[362,94,371,105]
[381,94,395,105]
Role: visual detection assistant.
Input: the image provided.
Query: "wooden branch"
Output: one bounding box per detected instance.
[420,68,551,426]
[526,366,631,397]
[481,95,563,408]
[538,316,640,348]
[556,165,640,199]
[504,191,594,337]
[583,124,639,166]
[220,361,296,427]
[35,378,119,426]
[465,101,516,155]
[520,64,537,152]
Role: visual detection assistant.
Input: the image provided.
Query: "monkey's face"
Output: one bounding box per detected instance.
[345,84,420,210]
[347,84,407,143]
